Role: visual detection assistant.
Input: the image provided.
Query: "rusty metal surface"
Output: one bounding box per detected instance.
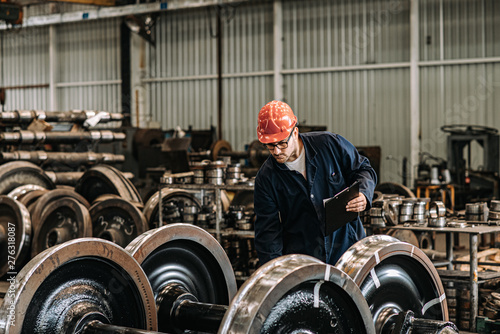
[75,165,142,204]
[0,162,55,195]
[30,197,92,257]
[29,188,91,233]
[6,184,47,201]
[89,197,148,247]
[0,196,31,277]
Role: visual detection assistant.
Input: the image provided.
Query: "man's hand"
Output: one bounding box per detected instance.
[346,193,367,212]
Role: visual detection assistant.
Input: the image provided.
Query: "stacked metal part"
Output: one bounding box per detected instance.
[428,201,447,227]
[465,202,489,222]
[489,200,500,222]
[0,110,126,170]
[399,199,414,223]
[163,159,251,186]
[225,163,243,185]
[0,163,147,278]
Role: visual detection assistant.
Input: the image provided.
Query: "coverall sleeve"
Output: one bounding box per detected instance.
[253,175,283,265]
[336,135,378,208]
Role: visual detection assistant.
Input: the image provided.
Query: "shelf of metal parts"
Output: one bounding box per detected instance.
[159,183,254,242]
[380,223,500,332]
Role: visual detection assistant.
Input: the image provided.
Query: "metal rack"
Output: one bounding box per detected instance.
[158,182,254,241]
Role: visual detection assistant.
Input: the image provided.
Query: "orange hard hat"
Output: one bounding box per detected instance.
[256,100,297,143]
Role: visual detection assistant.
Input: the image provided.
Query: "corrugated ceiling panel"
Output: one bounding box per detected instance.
[24,2,97,18]
[1,27,49,110]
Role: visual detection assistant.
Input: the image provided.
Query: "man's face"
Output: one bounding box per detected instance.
[264,128,297,164]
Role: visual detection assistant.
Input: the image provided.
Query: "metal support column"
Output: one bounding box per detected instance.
[470,233,478,332]
[273,0,284,101]
[446,232,453,270]
[49,24,57,111]
[409,0,420,188]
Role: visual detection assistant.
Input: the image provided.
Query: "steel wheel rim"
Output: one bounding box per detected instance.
[219,254,375,334]
[126,222,237,310]
[31,197,92,257]
[0,238,157,333]
[336,235,448,332]
[0,196,31,276]
[89,197,148,247]
[142,189,202,229]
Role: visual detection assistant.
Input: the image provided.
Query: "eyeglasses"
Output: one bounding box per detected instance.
[264,127,295,150]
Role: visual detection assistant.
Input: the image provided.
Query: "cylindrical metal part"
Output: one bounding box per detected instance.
[173,300,228,333]
[400,202,414,216]
[428,217,447,228]
[491,200,500,212]
[429,201,446,218]
[413,201,426,216]
[0,130,126,144]
[0,110,123,123]
[0,151,125,164]
[45,226,73,248]
[156,282,227,333]
[96,228,126,246]
[82,320,164,334]
[466,203,480,214]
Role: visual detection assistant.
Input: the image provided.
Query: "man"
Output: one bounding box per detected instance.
[254,100,377,265]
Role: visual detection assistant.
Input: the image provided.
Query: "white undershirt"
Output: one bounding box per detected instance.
[285,148,306,179]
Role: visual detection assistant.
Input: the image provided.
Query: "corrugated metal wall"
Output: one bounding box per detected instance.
[281,0,411,183]
[0,18,121,113]
[0,27,50,109]
[56,19,121,112]
[144,3,275,148]
[419,0,500,171]
[1,0,499,183]
[145,0,414,182]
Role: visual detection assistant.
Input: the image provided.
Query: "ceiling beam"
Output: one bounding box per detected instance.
[0,0,251,29]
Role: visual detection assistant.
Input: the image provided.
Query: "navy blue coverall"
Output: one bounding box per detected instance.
[254,131,377,265]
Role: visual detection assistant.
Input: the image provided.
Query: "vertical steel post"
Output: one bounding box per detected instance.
[469,233,478,332]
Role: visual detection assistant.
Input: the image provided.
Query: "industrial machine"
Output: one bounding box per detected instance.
[442,124,500,209]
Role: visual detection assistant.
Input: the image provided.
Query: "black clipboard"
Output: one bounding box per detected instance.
[324,181,360,235]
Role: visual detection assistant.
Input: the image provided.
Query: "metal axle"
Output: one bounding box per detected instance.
[156,282,228,333]
[0,110,123,124]
[0,130,126,144]
[82,320,165,334]
[0,151,125,164]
